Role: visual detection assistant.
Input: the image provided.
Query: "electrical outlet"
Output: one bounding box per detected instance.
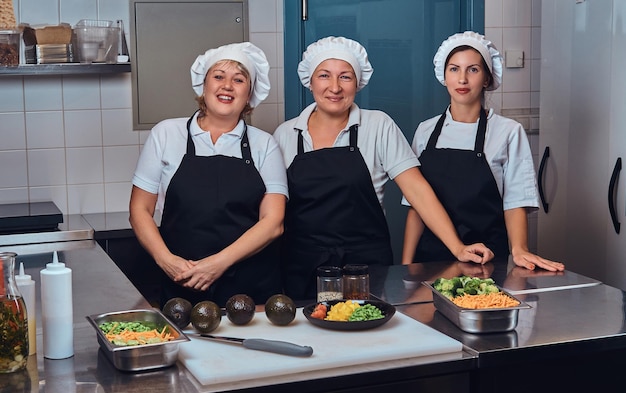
[505,50,524,68]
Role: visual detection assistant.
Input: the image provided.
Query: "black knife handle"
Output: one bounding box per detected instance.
[243,339,313,357]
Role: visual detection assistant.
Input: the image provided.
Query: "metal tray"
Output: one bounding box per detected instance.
[423,281,531,334]
[86,308,189,371]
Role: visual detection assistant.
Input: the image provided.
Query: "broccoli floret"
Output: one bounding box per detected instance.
[440,280,456,292]
[434,276,500,298]
[433,277,457,292]
[462,278,481,295]
[483,284,500,294]
[433,277,445,291]
[451,276,463,288]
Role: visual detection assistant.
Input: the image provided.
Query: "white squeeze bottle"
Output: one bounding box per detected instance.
[15,262,37,355]
[40,251,74,359]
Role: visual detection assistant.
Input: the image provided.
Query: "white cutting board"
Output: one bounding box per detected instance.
[178,310,462,386]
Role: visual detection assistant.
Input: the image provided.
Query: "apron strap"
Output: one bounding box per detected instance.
[426,109,448,150]
[426,108,489,155]
[297,129,305,154]
[348,124,358,150]
[473,109,488,153]
[186,113,253,165]
[240,123,253,165]
[185,112,198,156]
[296,124,359,154]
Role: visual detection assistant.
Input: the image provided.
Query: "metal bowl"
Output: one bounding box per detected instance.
[423,281,531,334]
[86,309,189,371]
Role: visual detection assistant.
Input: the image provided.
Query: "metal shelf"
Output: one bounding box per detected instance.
[0,62,131,76]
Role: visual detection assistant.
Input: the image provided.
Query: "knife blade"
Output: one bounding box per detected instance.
[192,333,314,357]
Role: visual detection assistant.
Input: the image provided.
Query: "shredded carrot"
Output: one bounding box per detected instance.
[450,292,520,309]
[105,327,174,346]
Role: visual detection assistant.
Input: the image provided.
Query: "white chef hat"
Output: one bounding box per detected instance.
[297,36,373,92]
[433,31,503,91]
[190,42,271,108]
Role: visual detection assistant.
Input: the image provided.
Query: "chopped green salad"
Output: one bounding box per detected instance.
[99,321,155,334]
[348,304,384,321]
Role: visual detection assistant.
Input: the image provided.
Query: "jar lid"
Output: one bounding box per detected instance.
[342,264,369,275]
[317,266,342,277]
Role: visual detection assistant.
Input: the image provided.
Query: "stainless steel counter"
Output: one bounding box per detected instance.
[0,214,93,247]
[2,229,626,392]
[0,238,474,393]
[378,263,625,362]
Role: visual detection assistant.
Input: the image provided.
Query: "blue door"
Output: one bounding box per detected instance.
[284,0,484,264]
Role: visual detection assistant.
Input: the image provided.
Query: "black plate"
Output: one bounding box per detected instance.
[302,299,396,331]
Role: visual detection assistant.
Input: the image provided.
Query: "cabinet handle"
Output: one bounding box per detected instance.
[538,146,550,213]
[302,0,308,20]
[608,157,621,234]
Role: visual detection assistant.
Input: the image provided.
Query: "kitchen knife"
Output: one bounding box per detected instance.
[192,333,314,357]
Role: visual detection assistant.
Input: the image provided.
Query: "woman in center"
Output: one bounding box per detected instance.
[273,36,494,301]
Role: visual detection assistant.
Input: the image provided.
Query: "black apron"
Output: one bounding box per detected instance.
[158,114,281,307]
[282,125,392,300]
[414,109,509,262]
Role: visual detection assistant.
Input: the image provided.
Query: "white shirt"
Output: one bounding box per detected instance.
[402,108,539,211]
[273,103,420,206]
[132,112,289,212]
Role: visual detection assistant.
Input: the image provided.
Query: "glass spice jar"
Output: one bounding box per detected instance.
[316,266,343,302]
[0,252,28,373]
[342,264,370,300]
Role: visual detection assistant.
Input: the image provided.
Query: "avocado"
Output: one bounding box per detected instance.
[264,294,296,326]
[225,294,256,325]
[162,297,192,329]
[190,300,222,333]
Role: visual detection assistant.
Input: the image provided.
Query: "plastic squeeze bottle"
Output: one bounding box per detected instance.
[15,262,37,355]
[40,251,74,359]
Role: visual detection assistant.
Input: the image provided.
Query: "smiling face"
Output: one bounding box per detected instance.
[310,59,358,117]
[202,60,252,120]
[444,48,490,108]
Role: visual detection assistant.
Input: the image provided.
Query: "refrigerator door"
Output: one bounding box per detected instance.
[539,0,626,290]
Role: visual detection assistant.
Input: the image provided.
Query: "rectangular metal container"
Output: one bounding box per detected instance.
[423,281,531,334]
[86,308,189,371]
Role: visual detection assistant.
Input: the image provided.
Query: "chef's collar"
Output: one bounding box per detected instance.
[191,112,246,138]
[445,106,495,123]
[293,102,361,133]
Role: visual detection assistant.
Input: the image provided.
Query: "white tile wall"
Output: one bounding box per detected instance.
[0,0,540,252]
[0,0,286,215]
[485,0,541,252]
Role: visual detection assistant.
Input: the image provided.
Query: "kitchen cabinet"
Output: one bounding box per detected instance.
[130,0,247,130]
[96,235,162,308]
[538,0,626,289]
[81,211,162,307]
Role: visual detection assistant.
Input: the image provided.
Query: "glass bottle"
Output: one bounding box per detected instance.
[342,264,370,300]
[0,252,28,373]
[316,266,343,302]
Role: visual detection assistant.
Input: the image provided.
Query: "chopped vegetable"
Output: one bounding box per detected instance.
[99,321,174,346]
[325,300,361,321]
[310,303,327,320]
[451,292,520,309]
[348,304,384,321]
[433,276,499,300]
[316,300,385,322]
